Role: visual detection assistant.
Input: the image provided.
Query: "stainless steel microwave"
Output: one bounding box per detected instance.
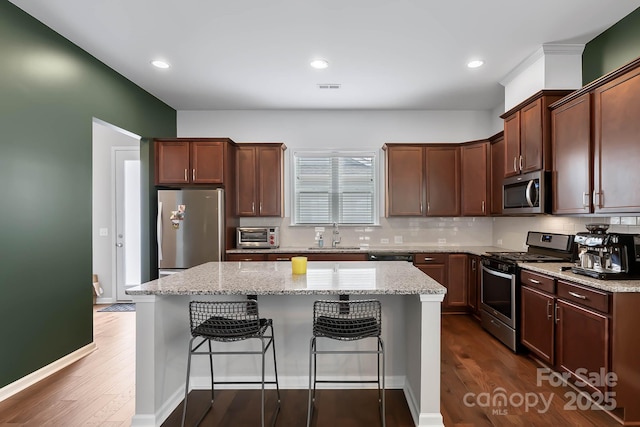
[236,227,280,248]
[502,171,550,214]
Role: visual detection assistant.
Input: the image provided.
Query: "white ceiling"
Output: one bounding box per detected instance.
[10,0,640,111]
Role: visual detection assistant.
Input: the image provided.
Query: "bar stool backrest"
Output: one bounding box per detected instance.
[189,300,261,342]
[312,299,382,341]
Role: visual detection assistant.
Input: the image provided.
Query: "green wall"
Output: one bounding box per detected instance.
[583,7,640,84]
[0,1,175,388]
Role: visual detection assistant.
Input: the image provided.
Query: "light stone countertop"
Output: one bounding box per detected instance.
[518,262,640,293]
[227,245,504,257]
[126,261,447,296]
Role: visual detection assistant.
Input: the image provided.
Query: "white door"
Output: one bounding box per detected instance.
[115,148,141,301]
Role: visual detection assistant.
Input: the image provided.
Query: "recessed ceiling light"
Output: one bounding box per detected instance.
[310,59,329,69]
[467,60,484,69]
[151,60,170,69]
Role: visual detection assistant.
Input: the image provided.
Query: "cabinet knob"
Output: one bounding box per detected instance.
[481,201,485,213]
[519,155,523,171]
[184,169,188,181]
[513,157,517,173]
[546,300,552,320]
[192,169,196,181]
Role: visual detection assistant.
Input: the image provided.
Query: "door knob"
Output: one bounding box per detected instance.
[116,243,123,247]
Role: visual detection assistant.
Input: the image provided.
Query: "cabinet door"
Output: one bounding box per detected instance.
[461,142,489,216]
[257,146,283,216]
[552,93,592,214]
[593,66,640,213]
[446,254,468,309]
[425,146,460,216]
[468,255,481,317]
[521,286,555,365]
[191,141,224,184]
[156,140,190,185]
[520,98,544,173]
[503,111,521,178]
[490,135,505,215]
[556,299,610,395]
[386,146,424,216]
[236,146,258,216]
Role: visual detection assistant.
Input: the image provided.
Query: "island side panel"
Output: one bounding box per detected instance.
[404,294,445,427]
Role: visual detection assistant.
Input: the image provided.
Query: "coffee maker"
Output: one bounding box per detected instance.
[571,224,640,280]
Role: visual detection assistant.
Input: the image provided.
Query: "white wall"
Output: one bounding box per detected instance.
[178,109,497,248]
[92,120,139,303]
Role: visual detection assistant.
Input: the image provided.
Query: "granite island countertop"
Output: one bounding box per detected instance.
[126,260,448,296]
[227,245,504,257]
[518,262,640,293]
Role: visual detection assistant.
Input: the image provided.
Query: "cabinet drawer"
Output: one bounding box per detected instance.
[557,280,610,314]
[413,253,448,265]
[520,270,555,294]
[226,253,267,261]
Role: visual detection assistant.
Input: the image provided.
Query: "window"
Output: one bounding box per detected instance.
[293,151,377,225]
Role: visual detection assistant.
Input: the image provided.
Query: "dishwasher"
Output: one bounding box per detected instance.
[368,253,413,262]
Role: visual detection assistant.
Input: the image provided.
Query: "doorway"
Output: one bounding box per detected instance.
[92,119,141,304]
[114,148,141,301]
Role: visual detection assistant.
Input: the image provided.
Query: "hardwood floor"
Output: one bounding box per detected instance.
[0,308,623,426]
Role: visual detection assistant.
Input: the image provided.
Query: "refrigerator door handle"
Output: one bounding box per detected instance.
[157,201,163,261]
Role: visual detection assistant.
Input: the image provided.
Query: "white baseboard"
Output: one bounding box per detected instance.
[0,342,97,402]
[96,297,115,305]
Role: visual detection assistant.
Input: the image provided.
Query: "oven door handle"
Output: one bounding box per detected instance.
[481,264,513,280]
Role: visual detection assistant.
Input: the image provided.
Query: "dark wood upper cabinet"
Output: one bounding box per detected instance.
[155,138,231,186]
[191,141,224,184]
[551,93,592,214]
[156,140,190,185]
[425,146,460,216]
[461,141,489,216]
[501,90,572,179]
[489,133,505,215]
[384,145,425,216]
[593,63,640,213]
[236,143,285,217]
[549,56,640,214]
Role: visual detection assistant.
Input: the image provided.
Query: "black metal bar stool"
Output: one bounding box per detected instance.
[307,299,385,427]
[181,300,280,427]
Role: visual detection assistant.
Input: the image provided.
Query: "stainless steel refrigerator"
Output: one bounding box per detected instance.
[157,189,225,277]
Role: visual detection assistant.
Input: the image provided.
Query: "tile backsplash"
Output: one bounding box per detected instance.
[240,215,640,250]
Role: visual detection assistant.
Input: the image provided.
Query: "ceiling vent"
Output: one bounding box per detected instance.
[317,84,341,90]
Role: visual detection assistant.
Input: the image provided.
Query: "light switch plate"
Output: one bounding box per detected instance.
[99,228,108,237]
[610,217,621,225]
[314,227,325,232]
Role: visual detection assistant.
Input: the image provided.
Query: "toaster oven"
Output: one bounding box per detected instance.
[236,227,280,248]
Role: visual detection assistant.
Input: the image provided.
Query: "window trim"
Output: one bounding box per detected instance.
[290,150,379,226]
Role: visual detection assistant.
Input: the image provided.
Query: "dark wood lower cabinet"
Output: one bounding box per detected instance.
[521,286,554,365]
[555,299,609,395]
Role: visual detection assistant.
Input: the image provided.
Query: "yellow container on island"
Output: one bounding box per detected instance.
[291,256,308,275]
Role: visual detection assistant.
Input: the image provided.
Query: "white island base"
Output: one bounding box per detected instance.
[127,262,446,427]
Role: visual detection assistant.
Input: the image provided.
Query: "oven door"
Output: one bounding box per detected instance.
[481,264,516,328]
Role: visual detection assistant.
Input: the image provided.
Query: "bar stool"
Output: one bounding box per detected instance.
[307,299,385,427]
[181,300,280,427]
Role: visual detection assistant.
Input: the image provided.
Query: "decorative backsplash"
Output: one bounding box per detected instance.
[240,215,640,251]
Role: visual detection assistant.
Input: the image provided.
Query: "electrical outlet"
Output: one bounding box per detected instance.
[610,217,621,225]
[621,217,637,225]
[314,226,325,232]
[394,235,403,244]
[497,239,503,245]
[380,238,389,244]
[438,238,446,244]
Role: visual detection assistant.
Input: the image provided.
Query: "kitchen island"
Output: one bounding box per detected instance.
[126,261,446,427]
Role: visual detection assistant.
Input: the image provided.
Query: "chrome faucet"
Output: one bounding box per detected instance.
[331,222,341,248]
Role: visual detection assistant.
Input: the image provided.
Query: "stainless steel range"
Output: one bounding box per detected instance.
[480,231,576,352]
